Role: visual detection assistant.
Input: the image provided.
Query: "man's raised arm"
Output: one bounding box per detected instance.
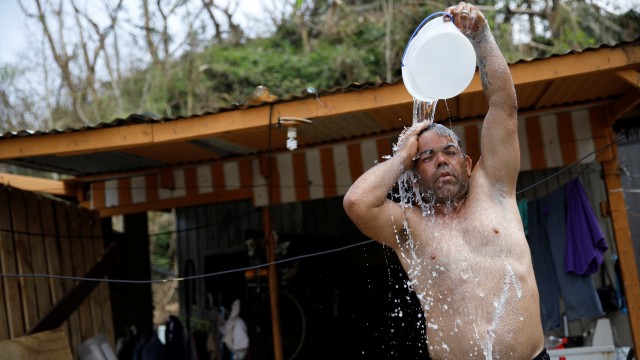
[447,3,520,190]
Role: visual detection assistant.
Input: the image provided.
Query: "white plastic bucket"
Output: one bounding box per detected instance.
[401,12,476,101]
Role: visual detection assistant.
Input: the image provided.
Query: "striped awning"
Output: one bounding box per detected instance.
[88,106,613,216]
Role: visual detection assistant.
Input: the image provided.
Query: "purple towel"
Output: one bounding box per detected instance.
[564,178,608,275]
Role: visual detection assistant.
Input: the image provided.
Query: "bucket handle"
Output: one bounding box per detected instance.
[401,12,453,67]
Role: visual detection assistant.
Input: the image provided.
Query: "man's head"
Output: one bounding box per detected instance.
[414,123,472,205]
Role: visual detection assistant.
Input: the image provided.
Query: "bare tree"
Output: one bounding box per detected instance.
[71,0,124,121]
[18,0,123,126]
[0,66,36,131]
[142,0,183,67]
[102,25,124,115]
[382,0,393,82]
[201,0,244,44]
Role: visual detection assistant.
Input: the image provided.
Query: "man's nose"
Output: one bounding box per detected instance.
[435,153,449,168]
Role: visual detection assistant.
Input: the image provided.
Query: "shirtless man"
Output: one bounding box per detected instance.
[343,2,546,359]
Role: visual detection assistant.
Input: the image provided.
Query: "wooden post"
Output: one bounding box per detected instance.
[602,158,640,352]
[263,208,283,360]
[125,213,153,334]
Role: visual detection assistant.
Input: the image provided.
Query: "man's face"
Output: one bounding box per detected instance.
[414,130,472,204]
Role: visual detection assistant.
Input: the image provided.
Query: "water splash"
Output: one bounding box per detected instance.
[479,263,521,360]
[383,98,440,357]
[394,99,440,217]
[391,101,437,222]
[413,98,438,125]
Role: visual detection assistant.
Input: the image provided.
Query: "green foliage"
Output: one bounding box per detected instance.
[144,18,392,116]
[149,211,175,271]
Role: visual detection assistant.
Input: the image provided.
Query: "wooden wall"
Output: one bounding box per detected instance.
[0,184,114,356]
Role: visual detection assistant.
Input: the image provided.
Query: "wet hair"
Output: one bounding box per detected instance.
[418,123,465,154]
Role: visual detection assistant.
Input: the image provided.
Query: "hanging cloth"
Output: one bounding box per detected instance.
[527,185,603,330]
[564,178,608,275]
[223,299,249,360]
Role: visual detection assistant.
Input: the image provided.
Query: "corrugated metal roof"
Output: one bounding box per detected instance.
[0,82,391,140]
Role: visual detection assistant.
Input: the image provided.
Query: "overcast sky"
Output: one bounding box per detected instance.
[0,0,272,64]
[1,0,637,64]
[0,0,25,63]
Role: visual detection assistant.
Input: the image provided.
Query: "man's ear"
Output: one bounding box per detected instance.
[464,155,472,175]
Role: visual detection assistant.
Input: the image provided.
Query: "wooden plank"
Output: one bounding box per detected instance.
[610,88,640,124]
[9,189,38,332]
[152,106,271,143]
[39,198,65,304]
[90,211,114,347]
[80,210,102,338]
[0,187,15,340]
[270,83,412,120]
[511,45,640,85]
[66,205,93,342]
[0,173,75,196]
[24,192,53,320]
[602,158,640,353]
[615,68,640,88]
[40,197,70,350]
[53,202,81,352]
[0,123,154,160]
[0,328,72,360]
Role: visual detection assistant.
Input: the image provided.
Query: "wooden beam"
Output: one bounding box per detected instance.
[616,69,640,88]
[263,209,283,360]
[602,158,640,353]
[0,173,75,196]
[0,124,154,160]
[270,83,413,121]
[27,242,118,335]
[152,106,271,143]
[609,88,640,124]
[510,45,640,85]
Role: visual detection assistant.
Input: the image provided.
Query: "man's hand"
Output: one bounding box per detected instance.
[395,121,431,170]
[445,2,489,43]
